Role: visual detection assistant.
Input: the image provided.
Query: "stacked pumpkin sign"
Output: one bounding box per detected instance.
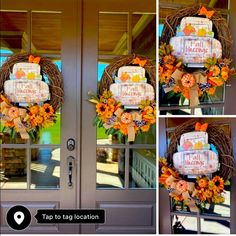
[159,5,235,107]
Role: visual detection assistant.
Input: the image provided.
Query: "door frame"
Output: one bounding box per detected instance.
[0,0,81,233]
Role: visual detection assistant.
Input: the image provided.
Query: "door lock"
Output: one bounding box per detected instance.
[67,138,75,151]
[67,156,75,187]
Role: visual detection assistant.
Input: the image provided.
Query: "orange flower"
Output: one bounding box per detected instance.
[96,103,107,115]
[42,103,54,117]
[8,107,19,119]
[173,195,184,202]
[119,123,128,135]
[4,121,15,128]
[121,112,133,124]
[173,86,181,93]
[176,180,188,193]
[163,55,176,65]
[212,176,224,193]
[198,178,208,188]
[140,124,151,132]
[143,106,154,114]
[204,189,213,199]
[29,105,39,115]
[181,73,195,88]
[207,86,216,95]
[34,115,44,125]
[160,70,172,83]
[107,98,115,106]
[182,88,190,99]
[209,65,220,76]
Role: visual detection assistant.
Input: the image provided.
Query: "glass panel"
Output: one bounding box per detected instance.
[31,12,61,54]
[195,107,224,115]
[129,149,156,188]
[0,11,27,53]
[200,218,230,234]
[96,148,125,189]
[160,109,191,115]
[30,148,60,189]
[134,124,156,144]
[201,188,230,218]
[132,14,156,59]
[172,215,198,234]
[0,148,27,189]
[99,13,128,55]
[0,132,27,144]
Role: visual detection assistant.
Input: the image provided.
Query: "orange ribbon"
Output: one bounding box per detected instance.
[28,55,41,64]
[195,122,208,132]
[132,57,147,67]
[199,6,215,19]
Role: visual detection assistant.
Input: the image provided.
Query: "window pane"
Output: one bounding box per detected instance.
[172,215,198,234]
[200,218,230,234]
[132,14,156,59]
[201,188,230,218]
[99,13,128,55]
[31,12,61,54]
[96,148,125,189]
[0,132,27,144]
[129,149,156,188]
[0,148,27,189]
[30,148,60,189]
[0,11,27,53]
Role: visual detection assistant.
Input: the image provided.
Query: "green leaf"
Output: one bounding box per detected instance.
[93,116,99,126]
[29,130,36,142]
[166,91,176,99]
[10,128,16,139]
[89,99,99,104]
[224,180,231,186]
[2,126,6,133]
[180,95,185,105]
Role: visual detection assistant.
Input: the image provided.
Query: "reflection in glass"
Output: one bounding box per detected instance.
[200,218,230,234]
[30,148,60,189]
[132,14,156,59]
[0,132,27,144]
[0,149,27,189]
[35,113,61,145]
[96,148,125,188]
[0,12,27,53]
[129,149,156,188]
[172,215,197,234]
[32,12,61,54]
[99,13,128,55]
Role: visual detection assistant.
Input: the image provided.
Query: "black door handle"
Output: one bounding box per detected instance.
[67,156,75,187]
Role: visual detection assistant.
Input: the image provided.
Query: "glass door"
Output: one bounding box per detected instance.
[0,0,80,233]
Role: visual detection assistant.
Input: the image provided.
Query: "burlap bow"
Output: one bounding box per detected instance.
[1,100,29,139]
[164,69,207,107]
[166,175,199,212]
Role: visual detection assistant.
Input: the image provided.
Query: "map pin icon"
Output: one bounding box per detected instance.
[14,211,25,225]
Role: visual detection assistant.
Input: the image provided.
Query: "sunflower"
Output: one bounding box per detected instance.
[198,178,208,188]
[107,98,115,106]
[212,195,225,204]
[42,103,54,117]
[96,103,107,115]
[29,105,39,115]
[34,115,44,125]
[212,176,224,193]
[163,55,176,65]
[203,189,213,199]
[209,65,221,76]
[119,123,128,135]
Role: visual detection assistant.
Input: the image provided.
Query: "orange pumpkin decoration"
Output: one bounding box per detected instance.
[121,112,133,124]
[181,73,196,88]
[15,69,25,79]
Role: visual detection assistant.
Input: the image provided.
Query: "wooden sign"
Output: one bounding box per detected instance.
[170,36,222,66]
[110,83,154,106]
[116,66,146,83]
[180,131,208,146]
[173,150,219,175]
[179,17,214,37]
[11,62,42,80]
[4,80,50,103]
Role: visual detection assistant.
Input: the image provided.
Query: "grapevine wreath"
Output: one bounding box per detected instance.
[89,54,156,142]
[0,53,64,140]
[159,4,235,107]
[159,119,236,212]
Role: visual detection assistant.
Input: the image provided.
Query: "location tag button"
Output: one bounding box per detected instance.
[6,205,31,230]
[14,211,25,225]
